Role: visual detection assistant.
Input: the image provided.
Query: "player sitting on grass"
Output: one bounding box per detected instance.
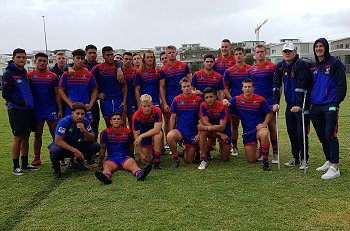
[92,112,152,184]
[197,87,231,170]
[223,78,272,171]
[132,94,163,169]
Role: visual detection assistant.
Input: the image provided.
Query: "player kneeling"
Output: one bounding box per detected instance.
[223,79,272,171]
[132,94,163,169]
[197,87,231,169]
[92,112,152,184]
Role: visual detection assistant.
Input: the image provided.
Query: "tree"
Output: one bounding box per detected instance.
[245,54,255,65]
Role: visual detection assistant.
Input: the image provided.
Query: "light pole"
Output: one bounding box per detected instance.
[42,15,48,54]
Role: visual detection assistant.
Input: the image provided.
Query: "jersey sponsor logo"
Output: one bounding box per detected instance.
[239,99,245,104]
[325,65,330,75]
[104,67,109,71]
[58,127,66,134]
[86,125,92,132]
[33,74,38,78]
[111,132,115,137]
[219,61,223,65]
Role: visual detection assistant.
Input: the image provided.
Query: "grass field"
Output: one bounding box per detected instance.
[0,78,349,231]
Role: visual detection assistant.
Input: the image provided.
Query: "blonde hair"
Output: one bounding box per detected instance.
[140,94,153,103]
[254,44,266,52]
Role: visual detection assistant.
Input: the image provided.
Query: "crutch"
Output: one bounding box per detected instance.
[275,111,280,171]
[301,90,308,174]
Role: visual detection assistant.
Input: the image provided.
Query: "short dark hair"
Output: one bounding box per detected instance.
[13,48,26,57]
[102,46,113,54]
[35,52,48,60]
[71,102,86,112]
[203,54,215,61]
[123,52,133,57]
[222,39,231,44]
[85,44,97,51]
[72,49,86,58]
[241,78,254,87]
[111,112,123,118]
[234,47,245,54]
[203,87,216,96]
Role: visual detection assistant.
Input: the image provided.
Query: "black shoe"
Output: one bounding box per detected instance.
[77,163,89,171]
[137,163,152,181]
[263,161,271,171]
[66,161,79,170]
[171,159,180,168]
[194,152,201,164]
[87,159,96,165]
[95,171,112,184]
[53,170,62,179]
[161,147,166,156]
[179,149,185,158]
[22,164,39,171]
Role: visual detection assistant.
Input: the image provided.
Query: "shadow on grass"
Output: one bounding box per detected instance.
[0,171,75,231]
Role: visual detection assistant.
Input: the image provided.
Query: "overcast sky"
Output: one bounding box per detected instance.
[1,0,349,54]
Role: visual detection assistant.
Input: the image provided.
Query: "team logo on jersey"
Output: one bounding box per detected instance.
[104,67,109,71]
[69,75,74,79]
[33,74,38,78]
[253,101,257,104]
[111,132,115,137]
[253,67,258,71]
[200,75,205,79]
[144,72,148,75]
[122,133,126,136]
[325,65,330,74]
[47,75,51,78]
[239,99,245,104]
[234,70,238,74]
[69,128,73,132]
[58,127,66,134]
[168,68,172,71]
[16,79,22,83]
[219,61,222,65]
[180,100,185,105]
[82,75,86,79]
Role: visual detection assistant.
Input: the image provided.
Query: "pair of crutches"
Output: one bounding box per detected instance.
[276,90,307,173]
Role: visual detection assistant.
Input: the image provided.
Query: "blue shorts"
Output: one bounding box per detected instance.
[35,104,59,123]
[126,104,137,116]
[100,98,124,118]
[177,126,197,147]
[105,156,130,169]
[242,128,257,146]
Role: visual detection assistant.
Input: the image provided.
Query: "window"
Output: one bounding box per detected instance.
[346,44,350,49]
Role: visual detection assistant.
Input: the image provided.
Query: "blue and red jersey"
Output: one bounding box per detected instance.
[224,64,251,98]
[59,68,97,105]
[192,70,224,98]
[123,67,139,106]
[55,115,93,144]
[170,93,202,129]
[200,100,229,125]
[248,61,276,101]
[132,106,163,133]
[100,127,133,160]
[213,55,236,77]
[135,68,160,104]
[228,94,271,135]
[160,61,191,106]
[91,63,123,100]
[28,69,58,107]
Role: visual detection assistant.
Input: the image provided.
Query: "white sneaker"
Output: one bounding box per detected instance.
[230,147,238,157]
[316,161,331,172]
[198,160,208,170]
[299,160,308,170]
[271,154,279,164]
[284,158,298,167]
[169,150,172,155]
[164,143,170,149]
[321,166,340,180]
[13,167,24,176]
[257,155,263,162]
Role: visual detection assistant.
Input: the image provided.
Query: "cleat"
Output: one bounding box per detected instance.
[231,147,238,157]
[171,159,180,168]
[263,161,271,171]
[271,154,279,164]
[31,159,42,166]
[164,142,170,149]
[77,163,89,171]
[137,163,152,181]
[13,167,24,176]
[198,160,208,170]
[23,164,39,171]
[95,171,112,184]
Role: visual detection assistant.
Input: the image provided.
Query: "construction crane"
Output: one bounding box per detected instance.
[255,19,268,41]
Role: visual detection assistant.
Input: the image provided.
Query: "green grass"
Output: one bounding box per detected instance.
[0,77,350,231]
